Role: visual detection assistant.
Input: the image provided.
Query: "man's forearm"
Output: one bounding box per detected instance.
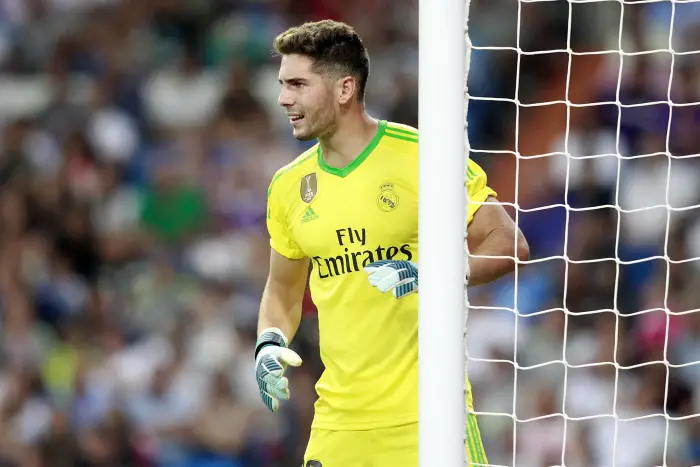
[467,227,529,286]
[257,283,304,342]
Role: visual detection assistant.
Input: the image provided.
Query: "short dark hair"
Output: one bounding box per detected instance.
[273,20,370,103]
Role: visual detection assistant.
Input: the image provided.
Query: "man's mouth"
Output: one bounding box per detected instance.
[288,114,304,122]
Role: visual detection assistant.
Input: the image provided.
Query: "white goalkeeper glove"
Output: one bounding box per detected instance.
[255,327,302,412]
[364,260,419,299]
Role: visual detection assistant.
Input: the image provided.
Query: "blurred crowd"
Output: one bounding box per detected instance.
[0,0,698,466]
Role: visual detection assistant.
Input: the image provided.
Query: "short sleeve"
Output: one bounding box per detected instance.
[466,159,497,225]
[267,181,306,259]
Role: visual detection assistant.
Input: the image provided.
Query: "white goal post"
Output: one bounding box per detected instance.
[419,0,700,466]
[418,0,468,465]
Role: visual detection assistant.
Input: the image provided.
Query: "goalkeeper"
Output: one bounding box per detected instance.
[256,20,529,467]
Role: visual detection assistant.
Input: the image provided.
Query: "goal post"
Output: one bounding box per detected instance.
[417,0,468,465]
[420,0,700,466]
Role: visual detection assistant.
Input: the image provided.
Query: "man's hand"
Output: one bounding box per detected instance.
[255,328,302,412]
[364,260,419,299]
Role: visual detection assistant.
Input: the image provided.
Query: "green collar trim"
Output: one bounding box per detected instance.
[318,120,387,178]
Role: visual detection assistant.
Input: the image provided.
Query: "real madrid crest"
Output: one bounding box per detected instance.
[377,181,399,212]
[300,172,318,203]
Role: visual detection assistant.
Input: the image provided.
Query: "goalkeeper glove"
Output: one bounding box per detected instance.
[255,327,302,412]
[364,260,419,299]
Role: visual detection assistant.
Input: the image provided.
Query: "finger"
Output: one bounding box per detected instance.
[376,269,404,293]
[393,277,416,288]
[367,265,396,287]
[259,355,284,378]
[397,265,416,282]
[365,259,392,269]
[260,372,289,392]
[379,274,415,296]
[278,348,303,367]
[363,260,392,275]
[394,279,417,298]
[262,376,291,400]
[260,388,280,412]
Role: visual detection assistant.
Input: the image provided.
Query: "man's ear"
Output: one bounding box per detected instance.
[337,76,357,105]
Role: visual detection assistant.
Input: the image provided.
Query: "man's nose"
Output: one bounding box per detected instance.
[278,89,294,107]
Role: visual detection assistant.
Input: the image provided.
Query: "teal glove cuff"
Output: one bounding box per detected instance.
[255,327,288,359]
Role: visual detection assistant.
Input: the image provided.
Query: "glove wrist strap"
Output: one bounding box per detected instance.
[255,327,288,359]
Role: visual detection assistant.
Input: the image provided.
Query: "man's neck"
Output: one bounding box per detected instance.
[318,112,379,169]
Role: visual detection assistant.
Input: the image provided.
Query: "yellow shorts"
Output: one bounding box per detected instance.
[302,414,488,467]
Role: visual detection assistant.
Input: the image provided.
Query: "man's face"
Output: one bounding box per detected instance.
[278,54,337,141]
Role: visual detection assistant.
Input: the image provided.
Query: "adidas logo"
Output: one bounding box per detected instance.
[301,206,319,223]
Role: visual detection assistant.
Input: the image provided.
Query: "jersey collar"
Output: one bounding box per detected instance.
[317,120,387,178]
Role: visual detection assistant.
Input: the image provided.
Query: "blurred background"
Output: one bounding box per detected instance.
[0,0,698,466]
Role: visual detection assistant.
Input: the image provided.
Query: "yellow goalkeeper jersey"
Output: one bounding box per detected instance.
[266,120,496,430]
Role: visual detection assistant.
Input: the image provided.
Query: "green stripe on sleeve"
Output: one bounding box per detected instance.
[385,132,418,143]
[466,416,478,465]
[386,125,418,136]
[469,415,488,465]
[267,149,317,198]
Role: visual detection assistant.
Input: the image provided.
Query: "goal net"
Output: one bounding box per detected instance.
[464,1,700,466]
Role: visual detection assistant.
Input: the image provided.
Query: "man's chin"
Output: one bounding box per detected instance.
[293,130,316,142]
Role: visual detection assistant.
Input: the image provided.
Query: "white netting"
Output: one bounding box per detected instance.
[465,1,700,466]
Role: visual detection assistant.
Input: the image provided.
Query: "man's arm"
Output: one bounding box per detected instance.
[466,196,529,286]
[257,250,310,342]
[254,250,309,412]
